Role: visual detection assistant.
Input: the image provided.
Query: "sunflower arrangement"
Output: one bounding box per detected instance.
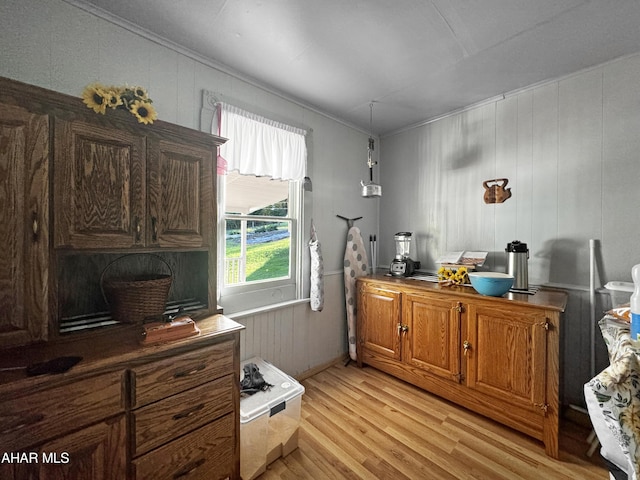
[437,266,469,286]
[82,83,157,125]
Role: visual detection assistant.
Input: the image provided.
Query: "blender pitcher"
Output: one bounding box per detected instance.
[390,232,415,276]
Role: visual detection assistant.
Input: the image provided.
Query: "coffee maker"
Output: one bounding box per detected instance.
[389,232,417,277]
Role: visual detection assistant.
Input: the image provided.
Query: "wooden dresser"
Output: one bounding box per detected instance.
[0,315,244,480]
[356,275,567,458]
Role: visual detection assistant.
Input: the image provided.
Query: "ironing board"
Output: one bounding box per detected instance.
[343,225,368,361]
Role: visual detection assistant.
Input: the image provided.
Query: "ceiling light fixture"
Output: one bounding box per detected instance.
[360,102,382,198]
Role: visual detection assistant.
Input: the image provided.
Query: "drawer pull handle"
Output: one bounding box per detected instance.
[173,458,205,478]
[1,413,45,435]
[174,364,206,378]
[151,216,158,242]
[134,217,141,243]
[172,403,205,420]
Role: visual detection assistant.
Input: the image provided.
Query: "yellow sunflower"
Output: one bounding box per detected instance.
[104,87,123,109]
[130,100,157,125]
[82,84,109,114]
[131,86,149,101]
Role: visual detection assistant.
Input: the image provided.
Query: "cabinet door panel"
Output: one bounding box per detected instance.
[0,104,49,346]
[404,293,461,381]
[1,415,126,480]
[466,303,547,412]
[358,285,401,361]
[54,119,145,249]
[147,140,213,247]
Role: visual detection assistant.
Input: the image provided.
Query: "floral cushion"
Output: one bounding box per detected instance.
[587,316,640,479]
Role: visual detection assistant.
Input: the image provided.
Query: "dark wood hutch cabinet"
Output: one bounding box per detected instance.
[0,76,242,479]
[0,75,224,340]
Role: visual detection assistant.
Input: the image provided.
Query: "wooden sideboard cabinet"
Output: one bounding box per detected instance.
[0,315,243,480]
[0,103,50,348]
[356,275,567,458]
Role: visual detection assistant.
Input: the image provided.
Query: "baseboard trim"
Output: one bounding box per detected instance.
[295,354,349,382]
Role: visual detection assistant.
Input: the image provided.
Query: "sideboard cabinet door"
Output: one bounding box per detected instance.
[403,291,462,382]
[0,104,49,347]
[465,302,547,413]
[357,284,402,362]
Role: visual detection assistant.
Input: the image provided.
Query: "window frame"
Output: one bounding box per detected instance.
[217,174,304,314]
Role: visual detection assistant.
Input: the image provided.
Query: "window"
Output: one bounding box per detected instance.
[222,171,297,286]
[215,103,306,314]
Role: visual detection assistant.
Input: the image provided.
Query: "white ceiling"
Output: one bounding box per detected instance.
[70,0,640,135]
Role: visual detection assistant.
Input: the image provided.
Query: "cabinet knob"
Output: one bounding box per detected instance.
[463,340,471,356]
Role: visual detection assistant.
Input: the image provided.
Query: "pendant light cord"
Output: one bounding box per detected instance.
[367,102,375,170]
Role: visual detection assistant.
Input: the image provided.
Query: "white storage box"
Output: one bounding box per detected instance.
[240,357,305,480]
[605,281,634,308]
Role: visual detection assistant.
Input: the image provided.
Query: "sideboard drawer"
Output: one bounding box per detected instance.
[132,413,235,480]
[132,373,235,456]
[0,370,124,451]
[131,340,234,408]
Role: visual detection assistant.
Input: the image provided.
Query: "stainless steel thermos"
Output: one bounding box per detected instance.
[506,240,529,290]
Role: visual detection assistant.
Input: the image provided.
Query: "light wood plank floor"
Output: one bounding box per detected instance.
[259,363,608,480]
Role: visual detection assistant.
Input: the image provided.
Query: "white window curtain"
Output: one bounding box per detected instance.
[216,102,307,181]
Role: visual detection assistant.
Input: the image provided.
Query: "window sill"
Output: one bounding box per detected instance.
[226,298,310,320]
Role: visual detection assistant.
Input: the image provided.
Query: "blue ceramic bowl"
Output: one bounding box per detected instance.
[468,272,514,297]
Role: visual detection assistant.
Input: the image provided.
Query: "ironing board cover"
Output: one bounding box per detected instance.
[309,221,324,312]
[344,226,368,361]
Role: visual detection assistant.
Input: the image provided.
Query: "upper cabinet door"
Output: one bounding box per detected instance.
[0,104,49,347]
[54,119,146,249]
[147,139,214,248]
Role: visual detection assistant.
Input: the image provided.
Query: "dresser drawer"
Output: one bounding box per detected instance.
[132,413,235,480]
[0,370,125,451]
[132,373,235,456]
[131,341,235,408]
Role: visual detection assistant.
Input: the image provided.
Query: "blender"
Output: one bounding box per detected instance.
[389,232,417,277]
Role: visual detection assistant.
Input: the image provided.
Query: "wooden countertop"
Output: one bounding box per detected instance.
[0,314,244,394]
[358,274,568,312]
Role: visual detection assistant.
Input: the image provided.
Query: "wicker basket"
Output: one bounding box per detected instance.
[102,255,173,324]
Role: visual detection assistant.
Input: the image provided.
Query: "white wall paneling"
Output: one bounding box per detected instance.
[234,273,347,376]
[381,53,640,406]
